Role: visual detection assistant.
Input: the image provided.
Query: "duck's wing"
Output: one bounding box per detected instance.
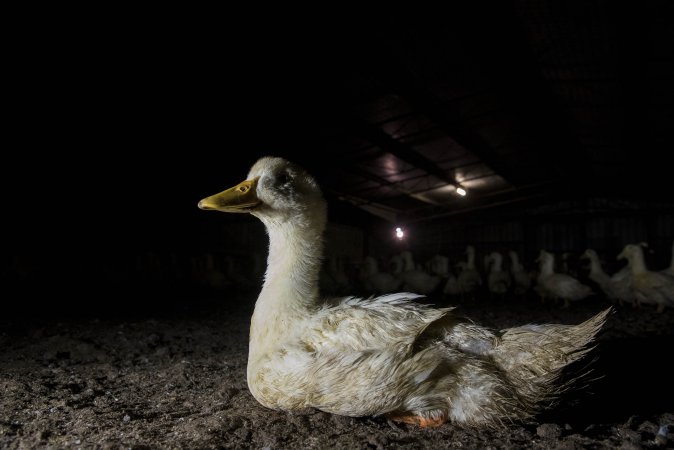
[305,293,454,352]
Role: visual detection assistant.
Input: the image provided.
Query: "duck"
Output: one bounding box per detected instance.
[457,245,483,300]
[508,250,531,297]
[485,252,511,299]
[580,248,635,307]
[198,156,610,427]
[428,255,461,297]
[359,256,402,295]
[536,250,594,307]
[617,244,674,313]
[397,251,442,295]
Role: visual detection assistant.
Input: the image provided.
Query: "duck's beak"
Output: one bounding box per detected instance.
[617,249,625,260]
[198,177,261,213]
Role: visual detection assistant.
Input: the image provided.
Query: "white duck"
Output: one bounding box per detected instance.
[428,255,461,297]
[426,255,449,278]
[359,256,402,295]
[508,250,531,296]
[580,249,635,307]
[486,252,511,299]
[536,250,594,308]
[198,156,609,427]
[617,244,674,313]
[457,245,483,299]
[397,251,442,295]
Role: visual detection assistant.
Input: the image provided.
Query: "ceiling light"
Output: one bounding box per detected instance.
[456,187,467,196]
[395,227,404,240]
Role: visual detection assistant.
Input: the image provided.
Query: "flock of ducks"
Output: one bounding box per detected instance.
[320,241,674,313]
[131,239,674,315]
[197,156,621,428]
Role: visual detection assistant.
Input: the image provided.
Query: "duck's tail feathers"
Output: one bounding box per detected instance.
[492,307,612,411]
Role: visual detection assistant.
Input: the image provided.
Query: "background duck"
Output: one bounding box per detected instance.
[618,244,674,313]
[663,240,674,278]
[581,248,635,307]
[486,252,511,300]
[359,256,403,295]
[508,250,532,297]
[198,156,610,428]
[397,251,442,295]
[536,250,594,307]
[457,245,483,300]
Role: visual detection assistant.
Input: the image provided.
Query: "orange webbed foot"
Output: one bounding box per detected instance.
[385,412,447,428]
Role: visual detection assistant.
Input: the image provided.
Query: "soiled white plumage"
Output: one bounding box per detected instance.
[198,156,609,427]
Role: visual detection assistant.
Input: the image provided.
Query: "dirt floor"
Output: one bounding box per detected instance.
[1,291,673,449]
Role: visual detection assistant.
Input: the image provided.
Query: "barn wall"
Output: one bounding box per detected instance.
[384,199,674,272]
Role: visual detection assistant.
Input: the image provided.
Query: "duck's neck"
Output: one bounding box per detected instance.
[466,249,476,269]
[628,248,648,274]
[509,253,520,271]
[249,212,326,355]
[586,254,609,282]
[539,257,555,276]
[491,255,503,272]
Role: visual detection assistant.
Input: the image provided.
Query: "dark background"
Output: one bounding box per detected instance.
[4,2,673,316]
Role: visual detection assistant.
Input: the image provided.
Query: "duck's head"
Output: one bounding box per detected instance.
[198,156,326,227]
[580,249,596,260]
[617,244,639,261]
[535,249,553,264]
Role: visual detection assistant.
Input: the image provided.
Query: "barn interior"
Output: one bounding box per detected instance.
[2,3,673,448]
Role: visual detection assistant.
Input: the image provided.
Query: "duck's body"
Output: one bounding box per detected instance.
[508,250,531,296]
[618,244,674,313]
[397,251,442,295]
[457,246,483,299]
[199,157,609,427]
[581,249,635,306]
[359,256,402,294]
[486,252,511,298]
[536,250,594,307]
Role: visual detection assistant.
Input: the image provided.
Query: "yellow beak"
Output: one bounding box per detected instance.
[198,177,261,213]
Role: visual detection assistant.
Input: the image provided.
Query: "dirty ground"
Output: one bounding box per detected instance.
[1,293,672,449]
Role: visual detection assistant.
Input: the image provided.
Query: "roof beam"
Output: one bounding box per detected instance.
[346,164,440,206]
[400,181,560,223]
[348,117,464,189]
[352,59,529,186]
